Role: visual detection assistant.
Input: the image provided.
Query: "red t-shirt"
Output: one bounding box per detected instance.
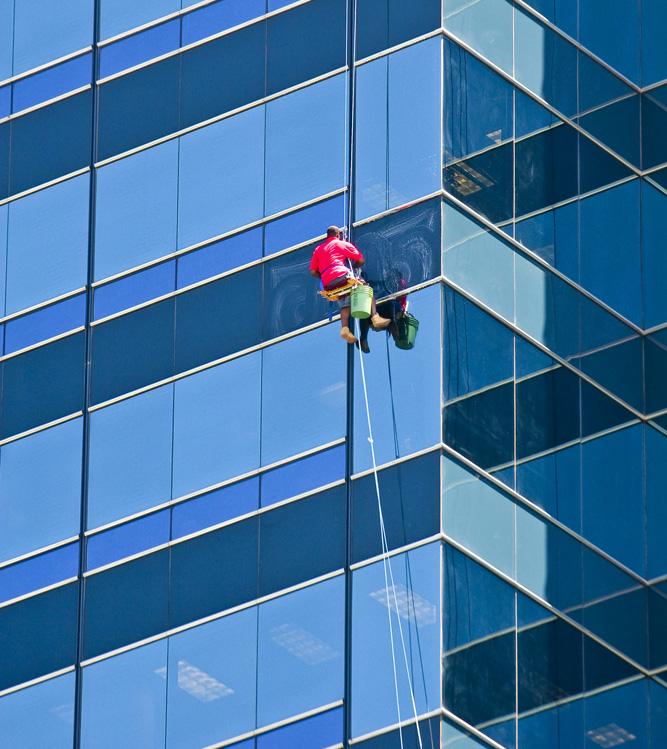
[310,237,364,287]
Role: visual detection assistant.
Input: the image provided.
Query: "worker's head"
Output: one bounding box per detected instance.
[327,225,341,238]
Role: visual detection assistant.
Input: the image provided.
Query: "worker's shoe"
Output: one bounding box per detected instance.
[360,339,370,354]
[341,326,358,344]
[371,313,391,330]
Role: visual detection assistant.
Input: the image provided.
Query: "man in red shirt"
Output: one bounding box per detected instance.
[310,226,389,345]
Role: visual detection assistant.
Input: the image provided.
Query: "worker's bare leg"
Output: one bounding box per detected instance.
[340,305,358,344]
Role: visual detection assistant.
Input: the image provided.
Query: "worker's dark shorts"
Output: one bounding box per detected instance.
[325,274,353,309]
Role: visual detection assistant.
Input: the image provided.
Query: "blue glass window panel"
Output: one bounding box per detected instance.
[355,55,388,220]
[641,181,667,329]
[261,445,345,508]
[579,131,633,196]
[578,93,641,169]
[1,331,85,440]
[12,0,93,76]
[166,606,258,748]
[257,575,345,728]
[100,19,180,79]
[266,0,346,96]
[5,293,86,354]
[177,227,262,289]
[258,707,344,749]
[178,106,265,250]
[87,509,170,571]
[100,0,179,40]
[515,88,554,140]
[351,543,440,738]
[0,672,75,749]
[647,426,667,579]
[268,0,296,9]
[7,174,89,315]
[0,542,78,604]
[171,477,259,539]
[444,0,512,75]
[585,681,648,747]
[95,139,178,281]
[264,194,346,256]
[518,695,584,749]
[182,0,265,46]
[13,53,92,114]
[580,181,641,325]
[387,38,441,209]
[580,0,639,85]
[642,0,667,87]
[442,718,495,748]
[515,335,556,380]
[9,89,92,197]
[261,325,346,466]
[515,201,578,278]
[0,582,78,692]
[0,0,12,81]
[356,0,440,60]
[0,203,7,313]
[0,418,82,563]
[265,74,347,217]
[172,354,261,498]
[87,385,173,529]
[94,260,175,320]
[353,285,441,472]
[80,640,167,747]
[0,85,9,119]
[578,51,634,118]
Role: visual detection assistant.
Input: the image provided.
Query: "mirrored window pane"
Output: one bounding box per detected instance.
[0,541,78,603]
[356,0,441,60]
[99,0,178,40]
[99,20,179,79]
[580,0,639,84]
[257,575,345,728]
[95,139,178,281]
[181,0,265,47]
[7,174,89,315]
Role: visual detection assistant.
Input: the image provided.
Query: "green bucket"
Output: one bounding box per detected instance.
[350,284,373,318]
[395,315,419,350]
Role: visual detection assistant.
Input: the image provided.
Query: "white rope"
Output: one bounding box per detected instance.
[353,317,424,749]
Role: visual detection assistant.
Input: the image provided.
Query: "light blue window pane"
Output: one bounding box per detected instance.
[443,0,513,75]
[257,576,345,727]
[86,509,170,570]
[442,202,514,323]
[0,541,78,604]
[442,455,515,578]
[166,607,258,748]
[0,84,9,118]
[100,19,180,79]
[353,285,442,473]
[177,227,263,289]
[0,672,75,749]
[80,640,167,748]
[258,707,343,749]
[388,38,441,208]
[265,74,348,216]
[87,385,174,529]
[7,174,89,315]
[172,354,261,498]
[5,292,86,354]
[351,542,440,737]
[95,139,178,281]
[13,53,92,114]
[0,418,83,563]
[355,55,388,220]
[178,106,265,250]
[100,0,180,40]
[94,260,176,319]
[0,0,12,81]
[0,203,7,315]
[13,0,94,76]
[264,194,346,257]
[261,325,346,466]
[182,0,265,46]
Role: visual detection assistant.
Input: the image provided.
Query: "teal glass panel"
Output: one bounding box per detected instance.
[0,0,12,81]
[0,672,75,749]
[351,542,440,737]
[166,607,258,748]
[172,353,261,499]
[100,0,180,40]
[178,106,265,250]
[13,0,93,76]
[352,284,441,473]
[261,325,346,466]
[443,0,513,75]
[87,385,174,529]
[6,174,89,315]
[80,640,167,748]
[355,54,388,220]
[95,139,178,281]
[257,576,345,728]
[0,418,83,563]
[265,74,347,216]
[387,38,441,209]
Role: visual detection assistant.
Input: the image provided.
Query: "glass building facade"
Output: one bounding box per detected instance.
[0,0,666,746]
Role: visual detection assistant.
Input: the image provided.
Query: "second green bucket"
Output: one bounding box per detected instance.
[351,285,373,318]
[395,315,419,349]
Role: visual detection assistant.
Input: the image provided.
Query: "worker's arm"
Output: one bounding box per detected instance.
[310,268,321,278]
[353,257,365,268]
